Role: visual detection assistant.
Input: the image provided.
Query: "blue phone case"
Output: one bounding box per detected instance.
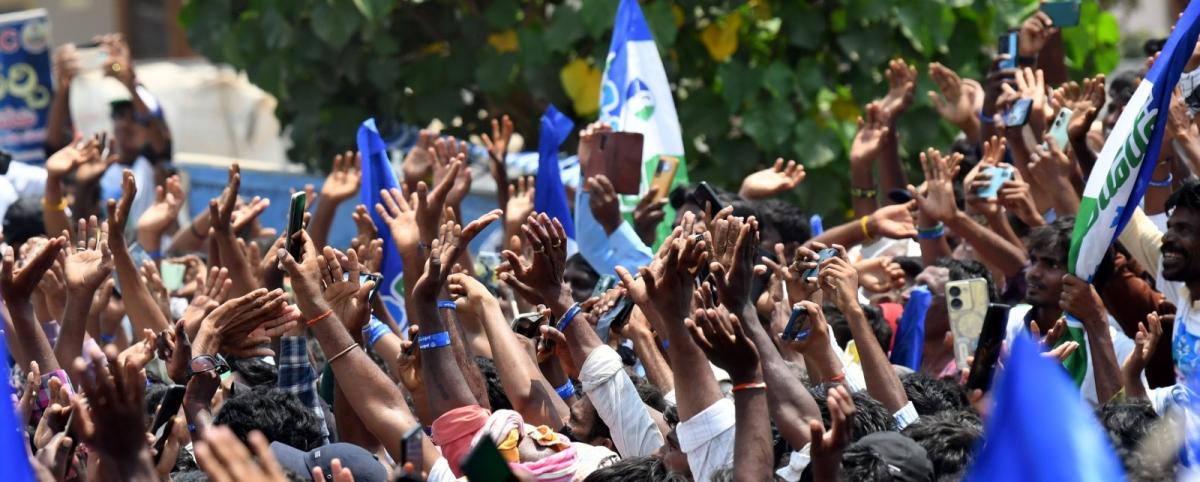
[977,165,1013,199]
[1005,98,1032,127]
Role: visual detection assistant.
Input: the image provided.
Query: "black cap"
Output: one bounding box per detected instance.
[847,432,934,482]
[271,442,388,482]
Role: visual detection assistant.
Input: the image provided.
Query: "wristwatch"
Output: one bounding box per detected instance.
[187,354,230,379]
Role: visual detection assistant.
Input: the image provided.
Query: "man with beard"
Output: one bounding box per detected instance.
[1005,217,1138,404]
[1120,182,1200,414]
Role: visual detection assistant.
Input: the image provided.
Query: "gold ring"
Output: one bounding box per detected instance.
[111,63,121,73]
[534,245,545,253]
[552,240,562,248]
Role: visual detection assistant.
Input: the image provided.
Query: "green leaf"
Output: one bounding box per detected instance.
[742,99,796,151]
[261,8,293,50]
[1095,11,1119,45]
[475,54,518,94]
[642,1,679,49]
[483,0,519,29]
[352,0,393,24]
[778,3,826,49]
[717,60,759,111]
[581,0,619,39]
[762,61,795,98]
[518,27,550,67]
[311,1,361,51]
[545,6,586,53]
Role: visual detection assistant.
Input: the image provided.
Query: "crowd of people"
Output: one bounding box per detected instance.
[5,6,1200,482]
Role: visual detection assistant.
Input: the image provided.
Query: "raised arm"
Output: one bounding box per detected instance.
[448,271,568,427]
[1061,275,1123,403]
[135,175,184,256]
[107,171,171,333]
[311,151,361,249]
[807,202,916,249]
[43,138,104,239]
[821,247,909,413]
[1,237,66,372]
[207,165,258,297]
[875,58,917,195]
[847,104,887,217]
[55,216,113,369]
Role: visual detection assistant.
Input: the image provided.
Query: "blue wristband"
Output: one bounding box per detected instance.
[916,222,945,240]
[100,334,116,344]
[418,331,451,350]
[978,111,995,124]
[556,303,582,332]
[437,300,457,310]
[1150,173,1173,187]
[556,381,576,400]
[362,317,391,348]
[147,250,163,260]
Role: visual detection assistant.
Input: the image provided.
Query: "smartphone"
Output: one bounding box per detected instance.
[976,165,1014,199]
[511,312,546,339]
[998,30,1019,70]
[595,296,635,342]
[1005,98,1033,127]
[76,46,108,72]
[399,426,424,477]
[461,435,518,482]
[649,156,681,201]
[285,192,307,261]
[579,131,644,194]
[1041,1,1080,28]
[782,303,812,342]
[946,278,990,370]
[151,385,186,462]
[476,251,503,292]
[693,181,724,217]
[965,303,1011,392]
[161,260,187,293]
[592,274,619,298]
[802,248,839,281]
[1044,107,1073,151]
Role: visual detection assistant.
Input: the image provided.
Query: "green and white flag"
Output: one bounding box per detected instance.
[1065,3,1200,387]
[598,0,687,247]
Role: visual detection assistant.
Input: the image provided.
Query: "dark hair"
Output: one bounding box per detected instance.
[901,410,982,482]
[213,387,324,451]
[840,444,900,481]
[1109,71,1138,111]
[2,196,45,248]
[229,357,279,388]
[934,257,996,299]
[892,256,924,280]
[756,198,811,245]
[1166,179,1200,212]
[626,371,666,412]
[583,456,688,482]
[1097,401,1158,457]
[474,356,514,412]
[825,303,892,352]
[1024,217,1075,265]
[900,372,969,416]
[809,384,894,440]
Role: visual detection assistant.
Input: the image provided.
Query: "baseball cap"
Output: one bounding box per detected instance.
[845,432,934,482]
[270,442,388,482]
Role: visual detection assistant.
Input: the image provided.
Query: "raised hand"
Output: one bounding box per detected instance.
[1003,67,1049,137]
[482,115,515,208]
[412,210,501,302]
[137,175,184,237]
[1053,75,1105,142]
[375,187,423,258]
[430,136,473,209]
[929,62,982,128]
[106,169,137,243]
[710,216,760,309]
[1018,11,1057,57]
[855,256,905,293]
[739,158,806,200]
[402,130,437,188]
[141,260,172,318]
[231,196,273,238]
[808,386,856,482]
[195,427,289,482]
[818,246,859,311]
[319,247,375,334]
[686,284,761,383]
[98,33,135,87]
[878,58,917,123]
[208,164,241,235]
[998,172,1045,227]
[70,345,156,477]
[395,325,424,395]
[2,237,65,302]
[849,103,890,166]
[1028,135,1075,185]
[351,204,379,248]
[1123,311,1164,400]
[633,188,668,246]
[45,135,102,181]
[63,216,113,293]
[645,214,710,320]
[505,176,536,231]
[499,213,570,308]
[908,149,962,224]
[182,267,232,335]
[761,242,821,305]
[866,202,919,239]
[587,175,623,234]
[321,151,363,205]
[117,328,159,372]
[962,137,1006,216]
[76,133,118,186]
[192,288,300,357]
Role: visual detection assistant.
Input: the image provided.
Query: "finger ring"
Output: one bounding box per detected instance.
[688,266,699,275]
[111,63,121,73]
[534,245,545,253]
[552,240,562,248]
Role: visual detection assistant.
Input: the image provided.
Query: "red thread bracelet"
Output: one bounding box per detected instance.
[306,309,334,326]
[828,373,846,382]
[732,382,767,393]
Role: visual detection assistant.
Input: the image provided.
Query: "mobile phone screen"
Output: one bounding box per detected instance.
[285,192,306,261]
[802,248,838,281]
[783,304,811,341]
[694,181,724,216]
[999,31,1019,69]
[965,303,1011,392]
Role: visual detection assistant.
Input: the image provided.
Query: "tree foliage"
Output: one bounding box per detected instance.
[180,0,1120,221]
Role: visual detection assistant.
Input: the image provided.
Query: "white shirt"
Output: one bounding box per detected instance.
[676,398,735,482]
[424,457,455,482]
[579,345,664,458]
[1004,304,1139,404]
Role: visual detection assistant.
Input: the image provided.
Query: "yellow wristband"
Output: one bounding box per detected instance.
[860,215,871,240]
[42,197,67,212]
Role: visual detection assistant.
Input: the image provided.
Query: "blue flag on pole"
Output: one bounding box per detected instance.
[534,105,576,238]
[0,322,35,481]
[889,286,930,370]
[357,119,407,330]
[965,335,1124,482]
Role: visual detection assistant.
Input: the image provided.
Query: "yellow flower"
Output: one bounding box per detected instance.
[700,13,742,62]
[560,58,601,116]
[748,0,772,21]
[421,41,449,55]
[487,30,519,53]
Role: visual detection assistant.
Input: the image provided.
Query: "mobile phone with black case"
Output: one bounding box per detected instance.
[286,192,307,261]
[965,303,1012,392]
[151,385,186,463]
[694,181,724,217]
[398,426,424,478]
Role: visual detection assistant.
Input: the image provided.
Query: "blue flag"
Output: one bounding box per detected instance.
[0,9,52,163]
[966,335,1125,482]
[889,286,930,370]
[534,105,576,238]
[357,119,407,330]
[0,323,35,481]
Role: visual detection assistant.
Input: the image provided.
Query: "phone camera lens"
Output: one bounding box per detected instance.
[950,298,963,310]
[948,286,961,297]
